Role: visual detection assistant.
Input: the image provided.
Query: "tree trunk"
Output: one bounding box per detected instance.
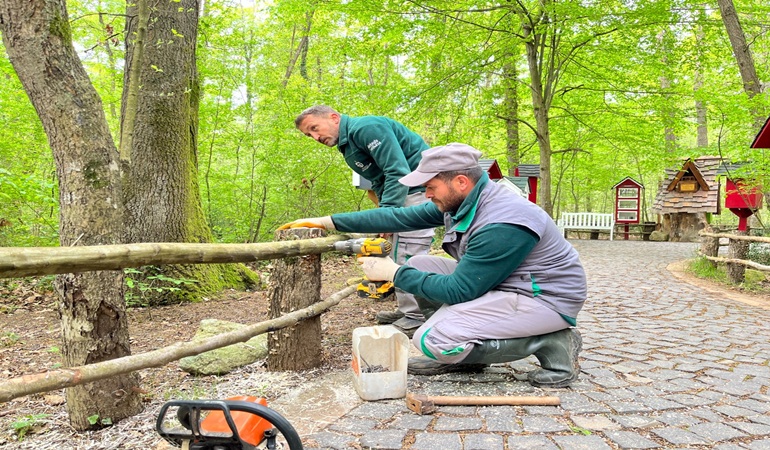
[522,11,554,216]
[726,229,750,283]
[718,0,762,97]
[0,0,141,430]
[694,8,708,148]
[667,212,707,243]
[657,29,677,153]
[502,19,520,175]
[121,0,256,304]
[699,225,719,267]
[717,0,765,128]
[267,229,324,370]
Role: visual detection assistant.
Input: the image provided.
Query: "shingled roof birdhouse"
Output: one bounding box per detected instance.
[479,159,503,180]
[652,156,721,241]
[514,164,540,204]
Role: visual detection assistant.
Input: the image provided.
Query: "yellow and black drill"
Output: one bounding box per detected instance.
[333,237,395,300]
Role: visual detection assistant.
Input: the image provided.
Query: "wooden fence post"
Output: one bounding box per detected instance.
[726,229,750,283]
[700,225,719,267]
[267,228,326,370]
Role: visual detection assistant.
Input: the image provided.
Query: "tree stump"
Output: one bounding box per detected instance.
[700,225,719,267]
[267,228,325,371]
[726,229,750,283]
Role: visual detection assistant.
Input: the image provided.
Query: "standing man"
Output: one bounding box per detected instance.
[279,143,586,387]
[294,105,435,336]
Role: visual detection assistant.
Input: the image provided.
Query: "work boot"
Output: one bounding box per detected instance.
[407,356,488,376]
[527,328,582,388]
[414,295,442,321]
[391,317,424,338]
[375,309,404,324]
[463,328,582,388]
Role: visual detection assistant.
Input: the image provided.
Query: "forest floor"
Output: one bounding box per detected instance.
[0,255,383,448]
[0,252,768,448]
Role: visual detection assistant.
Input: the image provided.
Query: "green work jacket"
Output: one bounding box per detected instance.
[337,114,428,208]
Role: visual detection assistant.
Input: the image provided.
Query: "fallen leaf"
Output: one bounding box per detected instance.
[44,394,65,406]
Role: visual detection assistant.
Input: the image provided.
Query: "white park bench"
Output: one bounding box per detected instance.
[557,212,615,241]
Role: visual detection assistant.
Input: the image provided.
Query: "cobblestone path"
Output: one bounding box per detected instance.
[306,240,770,450]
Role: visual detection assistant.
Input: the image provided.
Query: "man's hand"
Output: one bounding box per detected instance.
[277,216,335,231]
[358,256,400,282]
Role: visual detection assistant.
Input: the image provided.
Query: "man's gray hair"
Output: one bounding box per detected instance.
[435,167,484,184]
[295,105,338,128]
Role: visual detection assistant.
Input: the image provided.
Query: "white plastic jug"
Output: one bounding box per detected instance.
[351,326,409,401]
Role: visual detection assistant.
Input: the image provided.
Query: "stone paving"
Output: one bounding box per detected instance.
[303,240,770,449]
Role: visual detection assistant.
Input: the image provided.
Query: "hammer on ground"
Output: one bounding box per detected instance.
[405,392,561,415]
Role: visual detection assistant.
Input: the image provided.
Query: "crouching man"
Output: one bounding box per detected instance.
[279,143,587,387]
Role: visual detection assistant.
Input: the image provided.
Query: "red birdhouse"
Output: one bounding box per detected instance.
[750,116,770,149]
[725,178,763,231]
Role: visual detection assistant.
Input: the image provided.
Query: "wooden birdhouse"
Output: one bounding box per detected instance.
[612,177,643,224]
[652,156,721,242]
[514,164,540,204]
[479,159,503,180]
[666,159,710,193]
[725,178,763,231]
[750,116,770,149]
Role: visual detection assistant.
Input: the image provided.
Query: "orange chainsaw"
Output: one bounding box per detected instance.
[156,395,302,449]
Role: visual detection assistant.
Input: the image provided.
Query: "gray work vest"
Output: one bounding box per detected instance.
[442,182,587,318]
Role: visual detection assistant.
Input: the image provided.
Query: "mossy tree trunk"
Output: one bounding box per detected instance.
[121,0,257,304]
[0,0,142,429]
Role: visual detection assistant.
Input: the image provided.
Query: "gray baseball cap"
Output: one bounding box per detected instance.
[399,143,483,187]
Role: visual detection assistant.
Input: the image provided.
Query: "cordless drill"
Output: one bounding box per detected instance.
[333,237,395,300]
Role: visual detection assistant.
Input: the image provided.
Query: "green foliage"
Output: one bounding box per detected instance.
[748,243,770,266]
[1,0,769,248]
[569,425,593,435]
[0,168,59,246]
[0,42,57,247]
[87,414,113,427]
[688,256,769,293]
[0,331,21,347]
[11,413,50,441]
[689,256,723,282]
[124,267,199,307]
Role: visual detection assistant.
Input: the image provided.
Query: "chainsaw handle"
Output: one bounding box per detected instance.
[156,399,303,450]
[224,400,303,450]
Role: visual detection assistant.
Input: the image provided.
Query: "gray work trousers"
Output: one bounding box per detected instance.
[405,255,570,364]
[390,192,434,321]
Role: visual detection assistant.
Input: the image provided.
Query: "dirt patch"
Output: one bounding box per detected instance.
[0,255,393,447]
[667,259,770,310]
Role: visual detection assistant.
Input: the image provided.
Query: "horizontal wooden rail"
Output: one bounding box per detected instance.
[698,253,770,272]
[0,235,350,278]
[699,232,770,244]
[0,284,358,403]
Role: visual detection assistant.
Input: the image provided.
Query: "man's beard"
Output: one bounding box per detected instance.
[435,188,465,213]
[322,136,338,147]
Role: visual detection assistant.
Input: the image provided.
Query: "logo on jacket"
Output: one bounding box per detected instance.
[355,161,372,171]
[367,139,382,151]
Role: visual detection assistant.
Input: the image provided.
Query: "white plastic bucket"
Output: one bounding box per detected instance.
[351,326,409,401]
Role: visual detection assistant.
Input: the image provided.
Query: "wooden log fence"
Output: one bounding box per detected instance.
[0,235,349,278]
[0,284,357,403]
[0,232,366,403]
[698,231,770,283]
